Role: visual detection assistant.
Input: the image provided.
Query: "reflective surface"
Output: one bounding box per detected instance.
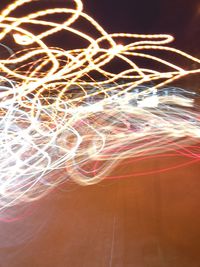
[0,0,199,266]
[0,155,200,267]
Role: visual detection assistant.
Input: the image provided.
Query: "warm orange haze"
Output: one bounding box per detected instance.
[0,0,199,213]
[0,1,199,267]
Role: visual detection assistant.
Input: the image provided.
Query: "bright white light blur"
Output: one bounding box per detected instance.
[0,0,199,212]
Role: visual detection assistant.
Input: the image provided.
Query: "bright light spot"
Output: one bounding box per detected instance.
[0,0,199,212]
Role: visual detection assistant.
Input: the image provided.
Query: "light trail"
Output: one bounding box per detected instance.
[0,0,200,212]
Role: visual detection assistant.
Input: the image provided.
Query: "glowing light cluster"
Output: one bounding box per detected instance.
[0,0,200,211]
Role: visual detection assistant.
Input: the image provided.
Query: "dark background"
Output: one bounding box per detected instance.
[0,0,199,53]
[84,0,199,53]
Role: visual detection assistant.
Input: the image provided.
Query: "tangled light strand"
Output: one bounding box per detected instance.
[0,0,200,211]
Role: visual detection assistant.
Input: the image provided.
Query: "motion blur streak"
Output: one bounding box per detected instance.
[0,0,200,212]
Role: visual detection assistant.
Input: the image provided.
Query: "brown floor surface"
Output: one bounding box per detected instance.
[0,155,200,267]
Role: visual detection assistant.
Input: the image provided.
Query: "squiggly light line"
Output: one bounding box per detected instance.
[0,0,200,211]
